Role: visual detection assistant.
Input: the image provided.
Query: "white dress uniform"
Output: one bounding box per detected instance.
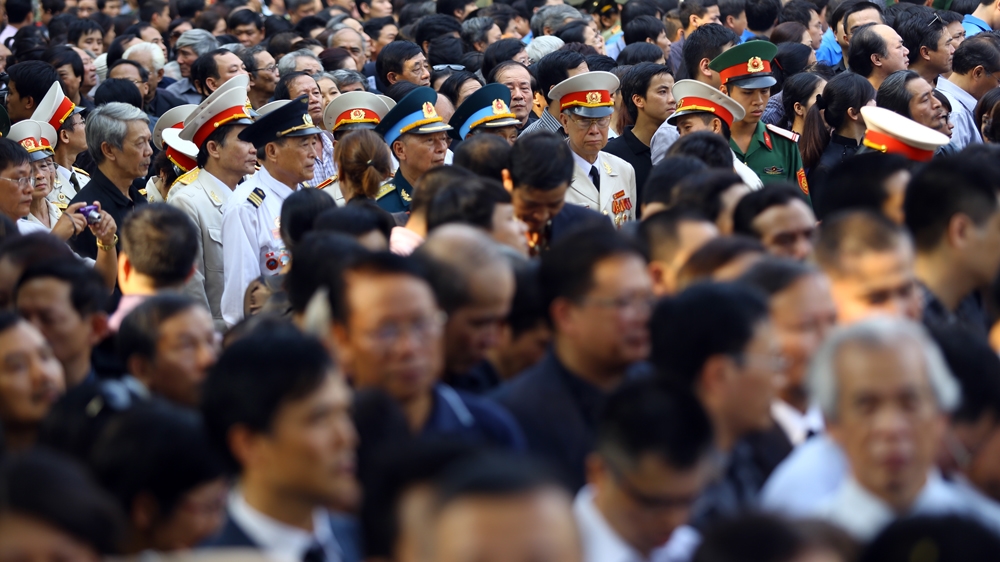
[169,168,230,332]
[30,82,87,210]
[52,165,88,208]
[24,200,63,231]
[318,90,396,205]
[220,165,293,327]
[568,150,637,228]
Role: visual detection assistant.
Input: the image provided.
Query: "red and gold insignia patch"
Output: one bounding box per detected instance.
[422,102,437,118]
[747,56,765,73]
[586,91,602,104]
[21,138,35,149]
[492,99,507,114]
[797,169,809,195]
[350,109,365,120]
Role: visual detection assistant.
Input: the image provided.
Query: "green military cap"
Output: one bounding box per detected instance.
[709,40,778,90]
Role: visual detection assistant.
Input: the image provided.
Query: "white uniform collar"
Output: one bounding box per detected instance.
[257,164,297,199]
[571,147,600,177]
[771,401,825,446]
[574,485,684,562]
[823,471,954,541]
[228,489,341,562]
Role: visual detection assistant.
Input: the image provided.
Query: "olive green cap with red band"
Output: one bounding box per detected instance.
[709,40,778,90]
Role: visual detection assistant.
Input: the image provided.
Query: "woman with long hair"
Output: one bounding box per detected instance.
[800,72,876,191]
[334,129,394,203]
[781,72,826,134]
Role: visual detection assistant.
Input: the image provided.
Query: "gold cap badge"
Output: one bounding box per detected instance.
[747,56,764,73]
[586,91,601,104]
[422,101,438,119]
[303,114,314,126]
[492,99,507,114]
[350,108,365,120]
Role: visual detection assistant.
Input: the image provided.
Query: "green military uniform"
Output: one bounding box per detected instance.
[731,121,808,193]
[376,168,414,213]
[710,40,810,196]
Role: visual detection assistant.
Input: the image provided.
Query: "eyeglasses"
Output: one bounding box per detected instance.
[567,114,612,130]
[581,293,656,314]
[433,64,465,71]
[0,176,35,189]
[605,460,703,510]
[360,311,447,349]
[251,64,278,74]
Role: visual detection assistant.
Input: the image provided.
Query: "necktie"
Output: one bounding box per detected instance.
[302,544,326,562]
[589,165,600,191]
[70,172,81,194]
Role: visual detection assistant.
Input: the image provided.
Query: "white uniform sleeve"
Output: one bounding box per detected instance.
[220,201,260,327]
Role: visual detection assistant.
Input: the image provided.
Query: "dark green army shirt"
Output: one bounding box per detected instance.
[730,121,809,196]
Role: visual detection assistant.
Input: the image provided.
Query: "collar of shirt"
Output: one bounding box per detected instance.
[732,121,770,159]
[24,202,60,229]
[173,77,199,96]
[571,145,599,177]
[228,489,341,562]
[771,401,825,446]
[421,384,476,436]
[91,166,142,207]
[200,168,234,205]
[575,485,663,562]
[109,294,149,332]
[257,163,297,201]
[55,165,72,183]
[621,126,651,156]
[824,471,956,540]
[937,76,977,112]
[548,351,608,430]
[534,108,564,134]
[963,13,991,33]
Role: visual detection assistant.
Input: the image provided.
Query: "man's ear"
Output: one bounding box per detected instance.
[386,71,399,85]
[101,140,117,161]
[871,52,881,68]
[632,92,646,111]
[699,58,713,79]
[712,117,723,134]
[919,45,932,62]
[87,312,109,347]
[127,354,153,388]
[720,84,729,96]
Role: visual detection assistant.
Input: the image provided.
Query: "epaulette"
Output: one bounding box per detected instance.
[376,183,395,200]
[248,187,266,208]
[54,202,67,211]
[138,188,147,196]
[72,166,90,177]
[174,167,200,186]
[765,123,799,143]
[315,174,337,190]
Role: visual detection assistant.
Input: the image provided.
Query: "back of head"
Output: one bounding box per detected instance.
[334,129,394,200]
[847,24,886,78]
[814,152,909,221]
[677,235,766,288]
[314,202,395,242]
[814,210,907,278]
[510,131,574,190]
[904,154,1000,252]
[416,224,510,313]
[671,170,745,224]
[120,204,199,287]
[534,50,586,100]
[279,188,338,251]
[666,131,734,169]
[617,42,665,65]
[926,324,1000,425]
[638,206,713,263]
[453,134,511,181]
[745,0,781,31]
[539,227,640,318]
[953,32,1000,76]
[425,180,508,233]
[693,513,807,562]
[682,24,740,82]
[285,231,368,315]
[644,156,709,207]
[861,515,1000,562]
[650,282,769,386]
[201,323,335,472]
[434,452,563,508]
[412,166,478,215]
[95,78,146,109]
[732,183,806,238]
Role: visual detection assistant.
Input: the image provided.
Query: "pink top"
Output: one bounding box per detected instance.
[389,226,424,256]
[108,294,148,332]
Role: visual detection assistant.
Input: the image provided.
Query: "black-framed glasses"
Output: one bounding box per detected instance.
[433,64,464,71]
[604,460,702,510]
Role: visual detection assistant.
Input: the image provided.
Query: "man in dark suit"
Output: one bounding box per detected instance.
[200,325,361,562]
[492,227,654,491]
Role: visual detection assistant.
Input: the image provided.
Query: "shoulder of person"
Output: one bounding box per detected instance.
[375,181,395,200]
[765,123,800,143]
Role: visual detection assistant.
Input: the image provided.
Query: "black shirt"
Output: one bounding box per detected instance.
[604,126,652,209]
[920,282,989,338]
[68,167,148,260]
[146,87,187,118]
[809,134,861,217]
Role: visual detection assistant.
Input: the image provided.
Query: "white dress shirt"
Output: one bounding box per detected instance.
[574,485,699,562]
[760,434,848,517]
[228,490,344,562]
[220,165,294,326]
[771,401,825,446]
[936,76,982,150]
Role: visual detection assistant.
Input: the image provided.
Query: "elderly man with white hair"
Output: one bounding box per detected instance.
[805,316,1000,540]
[166,29,220,104]
[124,42,187,118]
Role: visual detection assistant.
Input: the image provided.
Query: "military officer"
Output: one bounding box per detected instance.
[30,82,87,210]
[448,83,522,146]
[220,95,322,327]
[150,104,199,203]
[857,106,950,162]
[548,71,637,228]
[8,120,65,231]
[373,86,453,214]
[168,76,256,332]
[710,41,808,195]
[320,91,394,204]
[668,79,763,190]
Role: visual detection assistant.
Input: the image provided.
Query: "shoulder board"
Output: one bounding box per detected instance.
[176,167,200,186]
[138,188,147,196]
[247,187,266,208]
[376,183,395,200]
[316,175,337,190]
[72,166,90,177]
[765,124,799,143]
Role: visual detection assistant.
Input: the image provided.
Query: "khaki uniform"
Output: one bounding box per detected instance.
[167,167,229,332]
[567,151,637,228]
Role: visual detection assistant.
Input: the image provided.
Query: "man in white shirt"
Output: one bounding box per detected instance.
[200,326,360,562]
[935,33,1000,150]
[575,377,715,562]
[219,95,322,326]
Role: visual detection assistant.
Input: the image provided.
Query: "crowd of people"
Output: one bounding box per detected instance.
[2,0,1000,560]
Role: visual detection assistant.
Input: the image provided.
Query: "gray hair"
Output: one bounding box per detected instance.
[86,102,150,164]
[325,13,352,29]
[277,48,322,76]
[327,24,366,49]
[531,4,584,39]
[123,42,165,73]
[462,17,497,47]
[525,35,564,64]
[330,69,368,91]
[807,316,961,422]
[175,29,219,57]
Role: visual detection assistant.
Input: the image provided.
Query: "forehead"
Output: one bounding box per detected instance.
[405,53,426,66]
[753,199,815,230]
[18,276,72,300]
[498,65,530,82]
[836,244,911,283]
[290,75,318,90]
[834,338,928,393]
[906,77,932,96]
[110,64,140,77]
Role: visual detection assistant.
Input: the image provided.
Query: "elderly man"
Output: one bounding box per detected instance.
[276,48,323,76]
[937,33,1000,150]
[166,29,220,104]
[805,317,1000,540]
[190,48,251,101]
[849,23,911,91]
[240,46,279,110]
[330,27,368,73]
[124,42,186,119]
[275,72,336,188]
[69,102,152,260]
[220,97,322,326]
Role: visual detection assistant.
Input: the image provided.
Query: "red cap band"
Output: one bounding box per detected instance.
[559,90,612,112]
[675,96,736,126]
[192,105,252,147]
[863,130,935,162]
[166,146,197,172]
[719,60,772,85]
[48,96,77,130]
[334,108,380,131]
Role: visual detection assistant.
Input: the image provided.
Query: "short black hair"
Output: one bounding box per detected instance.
[876,69,921,117]
[736,256,818,296]
[0,137,31,175]
[363,16,396,39]
[139,0,168,22]
[860,516,1000,562]
[585,54,618,72]
[453,134,511,180]
[814,210,908,277]
[482,38,526,78]
[376,40,424,91]
[177,0,204,18]
[426,178,511,232]
[539,227,641,319]
[718,0,747,23]
[5,0,32,24]
[0,448,125,555]
[331,252,430,325]
[95,78,145,109]
[779,0,818,27]
[644,156,709,206]
[7,61,60,108]
[745,0,781,31]
[650,282,769,386]
[666,130,733,168]
[841,0,883,34]
[201,324,336,472]
[617,42,665,65]
[274,70,313,101]
[693,513,807,562]
[438,0,473,18]
[190,47,232,94]
[438,70,484,106]
[682,24,739,83]
[44,45,85,81]
[120,204,200,288]
[927,324,1000,424]
[434,453,562,507]
[953,32,1000,75]
[621,0,661,27]
[847,23,886,78]
[15,260,107,317]
[509,131,574,190]
[89,402,225,519]
[117,293,203,368]
[638,206,713,263]
[533,49,586,99]
[732,184,808,238]
[904,154,1000,251]
[314,203,395,243]
[672,170,745,224]
[227,7,264,30]
[621,62,672,121]
[279,187,337,251]
[624,14,667,45]
[108,58,149,82]
[814,152,910,221]
[896,6,949,65]
[285,231,368,314]
[415,14,463,47]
